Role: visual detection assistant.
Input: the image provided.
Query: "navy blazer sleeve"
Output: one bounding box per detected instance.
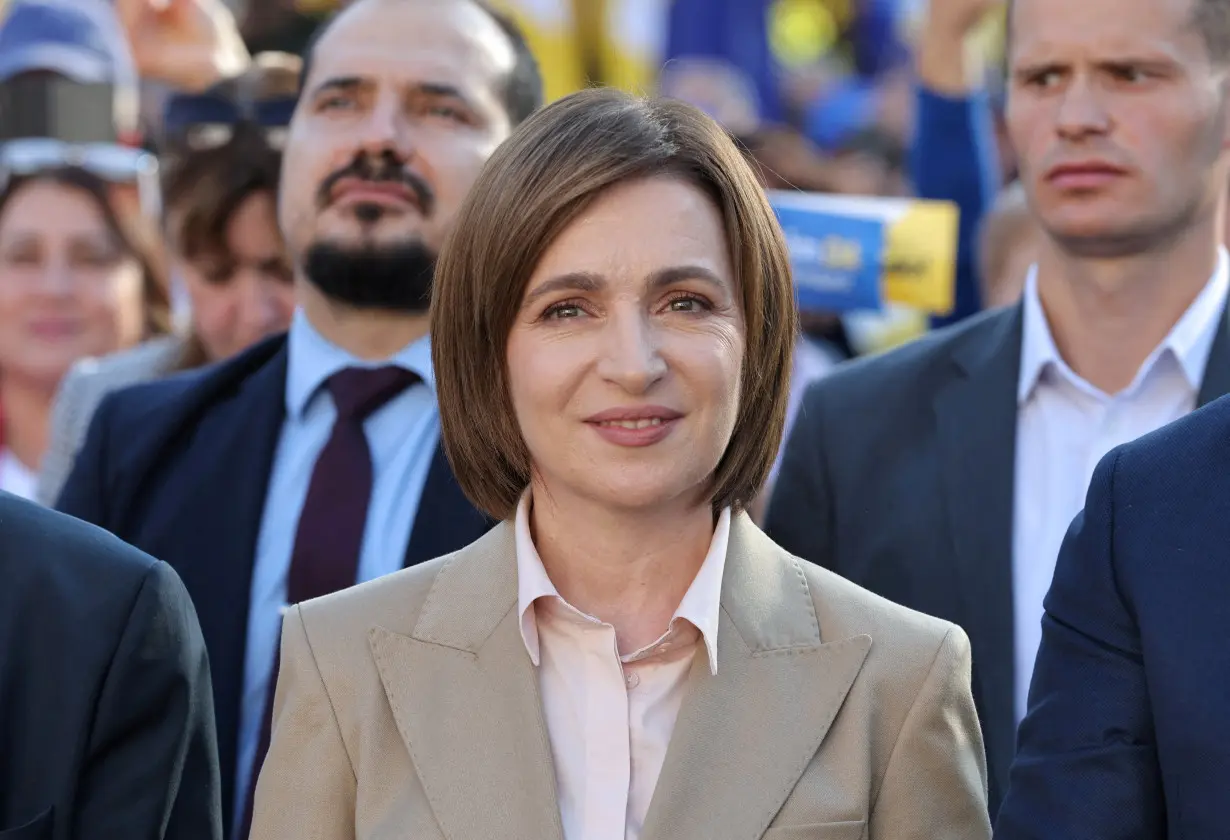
[54,390,116,527]
[994,450,1164,839]
[76,560,223,840]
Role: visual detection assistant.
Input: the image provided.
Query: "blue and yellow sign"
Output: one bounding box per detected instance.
[773,206,883,312]
[768,191,959,315]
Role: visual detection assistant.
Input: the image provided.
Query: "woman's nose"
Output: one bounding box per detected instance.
[595,310,667,394]
[38,259,76,297]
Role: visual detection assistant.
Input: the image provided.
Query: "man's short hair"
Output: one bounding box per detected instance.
[431,88,799,520]
[297,0,543,126]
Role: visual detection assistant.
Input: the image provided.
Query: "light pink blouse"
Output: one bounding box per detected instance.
[516,494,732,840]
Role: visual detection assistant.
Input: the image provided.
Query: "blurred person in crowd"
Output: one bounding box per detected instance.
[827,126,908,197]
[0,0,161,222]
[976,181,1036,309]
[250,87,991,840]
[737,125,835,192]
[114,0,254,146]
[0,494,222,840]
[766,0,1230,818]
[55,0,543,836]
[907,0,1003,328]
[992,0,1230,833]
[0,0,141,137]
[36,55,298,506]
[0,166,170,499]
[116,0,251,94]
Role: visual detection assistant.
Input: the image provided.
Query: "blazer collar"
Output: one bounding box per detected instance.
[371,513,870,840]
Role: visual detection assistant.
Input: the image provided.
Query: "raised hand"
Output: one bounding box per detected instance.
[115,0,251,92]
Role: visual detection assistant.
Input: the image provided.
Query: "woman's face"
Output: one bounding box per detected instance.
[178,189,295,362]
[0,179,145,388]
[506,175,745,513]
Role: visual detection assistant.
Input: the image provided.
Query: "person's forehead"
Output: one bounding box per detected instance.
[309,0,515,92]
[1011,0,1201,56]
[1,196,107,238]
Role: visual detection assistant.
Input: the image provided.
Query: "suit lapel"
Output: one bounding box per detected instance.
[1198,302,1230,406]
[403,442,494,568]
[931,306,1021,801]
[640,516,871,840]
[372,524,564,840]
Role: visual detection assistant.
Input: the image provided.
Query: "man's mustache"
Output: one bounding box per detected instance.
[317,156,435,215]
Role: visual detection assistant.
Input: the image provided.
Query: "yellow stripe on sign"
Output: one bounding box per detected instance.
[882,200,959,315]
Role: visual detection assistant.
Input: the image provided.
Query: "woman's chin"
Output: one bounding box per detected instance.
[555,474,713,517]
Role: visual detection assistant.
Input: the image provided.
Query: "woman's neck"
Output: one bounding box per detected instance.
[529,484,720,655]
[1,374,53,471]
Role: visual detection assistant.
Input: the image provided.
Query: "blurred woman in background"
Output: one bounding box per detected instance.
[37,55,298,505]
[0,166,170,499]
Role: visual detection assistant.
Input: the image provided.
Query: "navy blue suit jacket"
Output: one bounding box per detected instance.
[995,393,1230,838]
[53,333,493,834]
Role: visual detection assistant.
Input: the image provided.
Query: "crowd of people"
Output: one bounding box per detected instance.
[2,0,1229,838]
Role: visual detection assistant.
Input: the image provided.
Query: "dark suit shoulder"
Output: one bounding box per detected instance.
[0,493,163,615]
[97,363,212,428]
[807,306,1016,411]
[98,333,287,433]
[1104,391,1230,500]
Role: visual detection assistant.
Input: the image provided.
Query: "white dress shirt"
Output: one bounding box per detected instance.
[516,492,731,840]
[1012,249,1229,722]
[0,448,37,501]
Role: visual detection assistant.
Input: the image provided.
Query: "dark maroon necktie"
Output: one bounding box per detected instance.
[238,364,419,837]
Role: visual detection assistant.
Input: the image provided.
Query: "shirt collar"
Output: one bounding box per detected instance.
[515,490,730,676]
[1017,246,1230,403]
[284,308,436,419]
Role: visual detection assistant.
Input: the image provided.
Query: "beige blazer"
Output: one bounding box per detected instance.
[250,513,991,840]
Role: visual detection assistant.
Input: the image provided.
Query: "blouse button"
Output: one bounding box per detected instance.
[625,670,640,689]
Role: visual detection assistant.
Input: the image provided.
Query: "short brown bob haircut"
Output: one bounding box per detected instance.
[432,87,799,521]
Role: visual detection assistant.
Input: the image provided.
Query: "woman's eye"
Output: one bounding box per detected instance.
[666,295,710,313]
[4,251,39,266]
[544,303,583,319]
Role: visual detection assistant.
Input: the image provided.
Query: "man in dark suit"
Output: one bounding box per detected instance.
[55,1,544,836]
[994,397,1230,837]
[766,0,1230,815]
[0,493,220,840]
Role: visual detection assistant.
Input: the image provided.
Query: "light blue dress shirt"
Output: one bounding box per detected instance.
[231,310,440,832]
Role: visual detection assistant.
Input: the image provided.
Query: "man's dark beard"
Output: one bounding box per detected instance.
[303,239,436,313]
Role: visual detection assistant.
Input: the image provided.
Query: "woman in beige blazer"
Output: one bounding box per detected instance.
[250,88,992,840]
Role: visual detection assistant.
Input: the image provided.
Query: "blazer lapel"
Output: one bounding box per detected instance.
[403,441,494,568]
[640,515,871,840]
[931,306,1021,801]
[1198,302,1230,406]
[372,524,564,840]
